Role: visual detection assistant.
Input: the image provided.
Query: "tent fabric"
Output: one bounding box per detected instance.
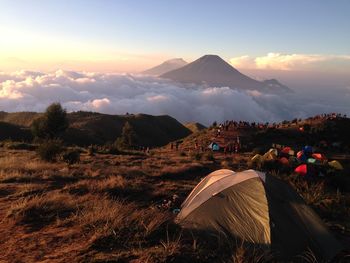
[263,149,277,161]
[178,169,264,220]
[181,177,271,244]
[251,154,263,163]
[295,164,307,176]
[328,160,343,170]
[303,145,313,153]
[177,169,342,261]
[312,153,327,161]
[279,157,289,166]
[208,142,220,151]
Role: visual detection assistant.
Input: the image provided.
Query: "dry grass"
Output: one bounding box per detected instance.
[0,148,349,262]
[6,192,78,229]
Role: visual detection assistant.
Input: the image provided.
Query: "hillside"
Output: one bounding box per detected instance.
[0,111,192,147]
[161,55,291,93]
[0,119,349,262]
[184,122,206,133]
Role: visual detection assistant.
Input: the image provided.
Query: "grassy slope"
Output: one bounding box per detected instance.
[185,122,206,133]
[0,123,349,262]
[0,111,192,147]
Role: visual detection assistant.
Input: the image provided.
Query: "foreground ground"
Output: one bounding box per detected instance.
[0,146,349,263]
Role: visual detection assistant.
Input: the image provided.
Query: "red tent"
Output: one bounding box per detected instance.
[279,157,290,166]
[295,164,307,176]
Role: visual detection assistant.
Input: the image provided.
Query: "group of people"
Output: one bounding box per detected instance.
[216,120,271,133]
[306,113,347,122]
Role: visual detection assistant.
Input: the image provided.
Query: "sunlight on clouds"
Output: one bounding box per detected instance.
[230,53,350,72]
[0,70,350,124]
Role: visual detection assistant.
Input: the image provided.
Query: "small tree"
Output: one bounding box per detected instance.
[31,103,68,139]
[116,121,138,149]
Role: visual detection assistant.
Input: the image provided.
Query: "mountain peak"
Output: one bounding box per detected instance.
[142,58,187,76]
[160,54,291,93]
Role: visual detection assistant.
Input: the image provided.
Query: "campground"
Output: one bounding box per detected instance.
[0,115,350,262]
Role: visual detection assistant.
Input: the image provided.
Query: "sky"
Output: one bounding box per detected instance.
[1,0,350,73]
[1,1,350,122]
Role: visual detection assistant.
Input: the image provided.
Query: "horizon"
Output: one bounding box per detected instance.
[1,1,350,124]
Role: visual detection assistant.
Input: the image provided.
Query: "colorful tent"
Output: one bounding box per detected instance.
[177,169,341,261]
[297,151,307,162]
[295,164,308,176]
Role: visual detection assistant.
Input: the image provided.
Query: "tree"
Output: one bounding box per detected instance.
[31,103,68,139]
[116,121,138,149]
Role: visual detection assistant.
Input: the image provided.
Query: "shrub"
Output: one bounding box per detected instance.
[204,152,215,162]
[191,152,202,161]
[37,139,63,162]
[5,142,36,151]
[62,149,80,165]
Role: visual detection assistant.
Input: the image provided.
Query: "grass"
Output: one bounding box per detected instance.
[0,147,348,262]
[6,192,78,230]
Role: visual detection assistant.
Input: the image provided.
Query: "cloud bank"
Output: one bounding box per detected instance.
[0,70,349,125]
[230,53,350,72]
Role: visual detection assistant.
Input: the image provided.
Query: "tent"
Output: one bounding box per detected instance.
[279,157,289,166]
[263,149,278,161]
[176,169,341,261]
[281,146,294,156]
[312,153,327,162]
[294,164,307,176]
[208,142,220,151]
[328,160,343,170]
[297,151,307,162]
[251,154,263,163]
[302,145,313,154]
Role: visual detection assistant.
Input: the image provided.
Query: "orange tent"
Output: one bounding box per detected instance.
[312,153,327,161]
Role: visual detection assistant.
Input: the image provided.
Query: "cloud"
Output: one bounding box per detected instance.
[230,53,350,72]
[0,70,349,125]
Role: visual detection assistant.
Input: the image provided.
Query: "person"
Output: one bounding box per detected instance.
[170,143,174,150]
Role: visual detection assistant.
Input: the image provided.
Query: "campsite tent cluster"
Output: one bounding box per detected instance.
[251,144,343,177]
[176,169,342,261]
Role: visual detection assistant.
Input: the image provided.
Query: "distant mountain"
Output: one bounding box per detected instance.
[185,122,206,133]
[0,111,192,147]
[142,58,188,76]
[161,55,291,93]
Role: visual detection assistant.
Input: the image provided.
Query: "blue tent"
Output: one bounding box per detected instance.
[208,142,220,151]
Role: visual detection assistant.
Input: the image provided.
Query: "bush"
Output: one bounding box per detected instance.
[5,142,36,151]
[204,152,215,162]
[62,149,80,165]
[37,139,63,162]
[179,151,187,157]
[191,152,202,161]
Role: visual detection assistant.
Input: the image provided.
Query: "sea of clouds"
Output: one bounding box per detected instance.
[0,70,349,126]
